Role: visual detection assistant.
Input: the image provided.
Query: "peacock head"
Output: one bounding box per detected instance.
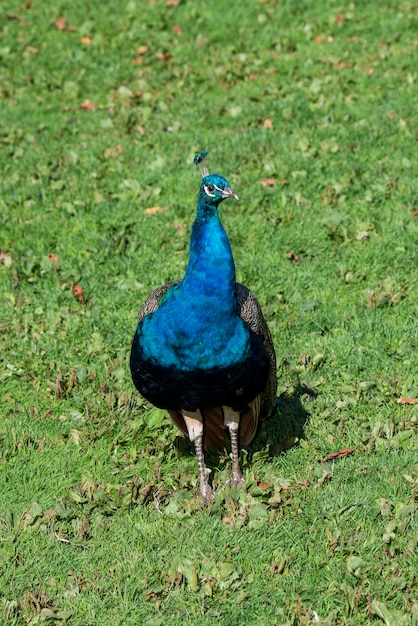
[194,151,239,207]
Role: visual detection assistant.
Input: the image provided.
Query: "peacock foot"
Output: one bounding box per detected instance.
[199,481,215,500]
[198,466,215,500]
[226,470,244,489]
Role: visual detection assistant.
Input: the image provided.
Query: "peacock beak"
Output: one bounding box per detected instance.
[222,186,239,200]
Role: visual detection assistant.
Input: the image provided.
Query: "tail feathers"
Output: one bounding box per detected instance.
[167,393,265,452]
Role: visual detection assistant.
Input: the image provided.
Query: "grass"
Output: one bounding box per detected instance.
[1,0,417,623]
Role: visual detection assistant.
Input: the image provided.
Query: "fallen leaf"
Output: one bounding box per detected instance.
[397,397,418,405]
[132,56,144,64]
[335,13,346,24]
[260,178,276,187]
[80,99,96,111]
[411,210,418,217]
[173,25,182,34]
[262,118,273,129]
[287,250,301,262]
[104,145,123,159]
[319,448,355,463]
[165,0,178,5]
[0,251,12,266]
[25,45,38,54]
[314,36,324,43]
[137,45,148,54]
[54,15,66,30]
[257,482,270,490]
[135,124,145,135]
[80,35,92,45]
[71,280,85,303]
[144,206,169,215]
[48,253,59,263]
[156,51,172,61]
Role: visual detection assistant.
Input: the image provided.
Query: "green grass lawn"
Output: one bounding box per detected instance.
[1,0,417,624]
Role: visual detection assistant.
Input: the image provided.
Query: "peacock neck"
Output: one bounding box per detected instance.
[182,199,236,307]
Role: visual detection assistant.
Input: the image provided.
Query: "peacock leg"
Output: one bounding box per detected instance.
[181,409,212,499]
[223,407,244,488]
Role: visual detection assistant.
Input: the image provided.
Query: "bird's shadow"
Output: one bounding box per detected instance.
[173,382,313,467]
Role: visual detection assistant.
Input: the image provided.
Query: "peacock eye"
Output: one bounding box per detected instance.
[206,185,214,193]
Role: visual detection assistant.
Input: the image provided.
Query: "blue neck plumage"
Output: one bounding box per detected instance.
[181,196,236,310]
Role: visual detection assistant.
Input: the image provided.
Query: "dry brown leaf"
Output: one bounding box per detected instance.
[260,178,276,187]
[397,397,418,405]
[156,51,172,61]
[335,13,346,24]
[287,250,301,262]
[80,35,92,45]
[48,253,59,263]
[319,448,355,463]
[25,45,38,54]
[132,56,144,65]
[165,0,178,6]
[135,124,145,135]
[144,206,169,215]
[412,210,418,217]
[80,99,96,111]
[262,118,273,129]
[137,45,148,54]
[173,25,182,34]
[258,482,270,490]
[72,280,85,303]
[54,15,66,30]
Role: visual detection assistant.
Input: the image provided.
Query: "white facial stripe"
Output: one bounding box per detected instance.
[203,184,216,197]
[203,183,224,197]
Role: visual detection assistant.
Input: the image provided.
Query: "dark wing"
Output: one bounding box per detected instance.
[137,280,180,323]
[236,283,277,424]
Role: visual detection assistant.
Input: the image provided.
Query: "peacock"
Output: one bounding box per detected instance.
[130,152,276,498]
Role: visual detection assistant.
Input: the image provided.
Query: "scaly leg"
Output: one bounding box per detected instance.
[182,409,212,499]
[224,406,244,488]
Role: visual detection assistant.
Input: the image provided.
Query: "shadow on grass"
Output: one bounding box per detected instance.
[173,382,313,465]
[250,382,313,458]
